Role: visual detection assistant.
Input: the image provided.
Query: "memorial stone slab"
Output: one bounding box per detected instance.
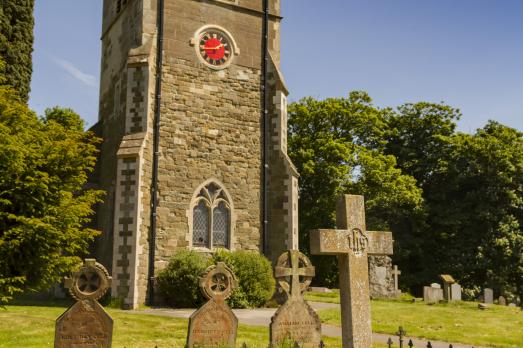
[310,195,394,348]
[423,286,443,304]
[450,283,462,301]
[270,250,322,348]
[498,296,507,306]
[484,288,494,304]
[55,259,113,348]
[508,303,517,307]
[187,262,238,348]
[439,275,455,302]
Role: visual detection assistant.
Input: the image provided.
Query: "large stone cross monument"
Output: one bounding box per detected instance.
[310,195,393,348]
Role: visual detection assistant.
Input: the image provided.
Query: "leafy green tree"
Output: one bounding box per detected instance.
[288,92,423,286]
[425,122,523,300]
[0,0,35,101]
[0,79,103,304]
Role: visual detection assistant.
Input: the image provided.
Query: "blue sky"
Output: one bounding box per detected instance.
[30,0,523,132]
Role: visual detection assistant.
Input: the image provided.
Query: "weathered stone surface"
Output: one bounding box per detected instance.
[450,283,462,301]
[369,257,395,299]
[484,288,494,304]
[92,0,297,309]
[392,265,402,296]
[271,300,322,347]
[499,296,507,306]
[55,259,113,348]
[310,195,384,348]
[187,263,238,348]
[508,303,517,307]
[430,283,441,289]
[55,300,113,348]
[423,286,443,304]
[270,250,322,348]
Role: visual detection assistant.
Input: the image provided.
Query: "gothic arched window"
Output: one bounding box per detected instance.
[191,182,232,249]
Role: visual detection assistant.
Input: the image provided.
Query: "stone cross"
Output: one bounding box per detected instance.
[310,195,394,348]
[55,259,113,348]
[270,250,322,347]
[392,265,401,293]
[187,262,238,348]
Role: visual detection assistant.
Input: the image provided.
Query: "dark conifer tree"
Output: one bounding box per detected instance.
[0,0,35,101]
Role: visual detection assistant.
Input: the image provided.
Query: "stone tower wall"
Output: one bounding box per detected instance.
[94,0,295,308]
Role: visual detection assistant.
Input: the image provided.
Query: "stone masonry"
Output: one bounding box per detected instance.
[90,0,297,309]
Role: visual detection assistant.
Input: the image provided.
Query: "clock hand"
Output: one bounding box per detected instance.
[200,44,224,50]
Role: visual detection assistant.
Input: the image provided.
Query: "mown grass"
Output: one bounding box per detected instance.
[0,302,382,348]
[308,292,523,348]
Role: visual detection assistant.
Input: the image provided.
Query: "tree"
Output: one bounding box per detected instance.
[0,0,35,101]
[425,122,523,300]
[0,79,103,304]
[288,92,423,286]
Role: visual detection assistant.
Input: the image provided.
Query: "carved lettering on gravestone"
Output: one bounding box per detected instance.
[270,250,322,348]
[310,195,394,348]
[187,262,238,348]
[55,259,113,348]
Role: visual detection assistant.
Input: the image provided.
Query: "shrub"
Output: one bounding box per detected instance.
[213,249,275,308]
[156,250,211,308]
[156,249,275,309]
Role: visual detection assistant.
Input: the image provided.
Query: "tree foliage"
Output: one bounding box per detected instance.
[288,92,423,286]
[0,80,103,304]
[288,91,523,302]
[0,0,35,101]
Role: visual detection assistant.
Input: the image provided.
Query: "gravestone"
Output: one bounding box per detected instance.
[270,250,322,347]
[430,283,441,289]
[186,262,238,348]
[392,265,402,296]
[439,274,455,302]
[498,296,507,306]
[508,303,517,307]
[450,283,462,301]
[369,257,395,298]
[55,259,113,348]
[310,195,394,348]
[484,288,494,304]
[423,286,443,304]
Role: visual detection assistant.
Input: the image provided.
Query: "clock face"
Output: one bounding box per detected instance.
[197,29,233,68]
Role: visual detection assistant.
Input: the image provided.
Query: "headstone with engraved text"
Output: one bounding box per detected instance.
[270,250,322,348]
[186,262,238,348]
[54,259,113,348]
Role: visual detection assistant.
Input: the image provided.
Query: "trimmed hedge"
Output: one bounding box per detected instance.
[156,249,275,308]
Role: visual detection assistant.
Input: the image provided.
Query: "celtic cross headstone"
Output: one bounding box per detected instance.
[186,262,238,348]
[309,195,394,348]
[55,259,113,348]
[270,250,322,348]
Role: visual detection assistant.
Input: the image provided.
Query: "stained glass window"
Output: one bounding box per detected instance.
[191,182,231,249]
[193,200,209,247]
[213,202,229,247]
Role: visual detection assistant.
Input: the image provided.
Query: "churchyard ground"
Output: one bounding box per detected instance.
[1,297,522,347]
[0,301,389,348]
[306,290,523,347]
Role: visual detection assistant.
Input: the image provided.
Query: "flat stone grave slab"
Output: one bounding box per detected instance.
[186,262,238,348]
[270,250,322,348]
[55,259,113,348]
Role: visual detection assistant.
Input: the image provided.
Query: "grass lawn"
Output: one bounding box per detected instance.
[306,290,523,348]
[0,302,389,348]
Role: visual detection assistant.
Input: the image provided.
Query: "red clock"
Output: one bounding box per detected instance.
[196,28,235,68]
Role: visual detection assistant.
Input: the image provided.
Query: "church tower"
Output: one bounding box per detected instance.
[92,0,298,308]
